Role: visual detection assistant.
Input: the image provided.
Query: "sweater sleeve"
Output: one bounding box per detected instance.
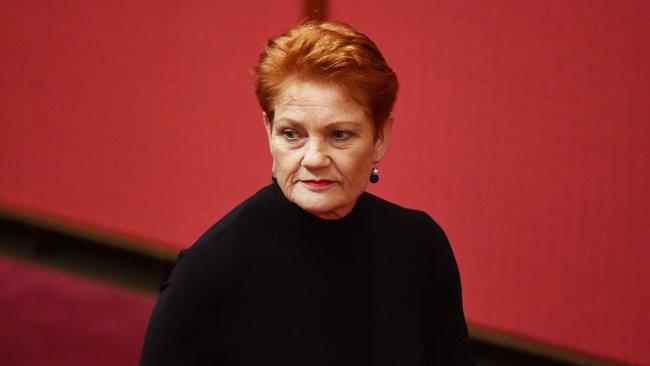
[139,247,222,365]
[419,213,475,366]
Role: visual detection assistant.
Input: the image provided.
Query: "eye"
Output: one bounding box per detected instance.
[281,129,299,141]
[332,130,352,141]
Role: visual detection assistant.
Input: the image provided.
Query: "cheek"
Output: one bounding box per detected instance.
[271,147,300,175]
[336,150,374,183]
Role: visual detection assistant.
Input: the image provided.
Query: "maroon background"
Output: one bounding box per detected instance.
[1,1,648,364]
[0,257,154,365]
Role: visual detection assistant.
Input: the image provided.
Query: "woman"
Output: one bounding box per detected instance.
[141,21,473,365]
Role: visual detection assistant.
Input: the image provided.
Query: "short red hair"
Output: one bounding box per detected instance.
[254,21,398,135]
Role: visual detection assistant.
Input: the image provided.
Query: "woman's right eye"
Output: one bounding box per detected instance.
[281,129,299,141]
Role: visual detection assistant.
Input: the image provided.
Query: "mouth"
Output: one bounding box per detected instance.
[301,179,335,189]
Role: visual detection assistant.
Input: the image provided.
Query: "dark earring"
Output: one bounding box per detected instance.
[272,172,277,183]
[369,164,379,184]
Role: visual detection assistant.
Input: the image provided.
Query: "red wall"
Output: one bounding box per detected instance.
[330,1,650,364]
[1,1,648,364]
[1,0,302,248]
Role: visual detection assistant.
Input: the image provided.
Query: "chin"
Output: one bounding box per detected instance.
[297,197,337,213]
[294,194,342,217]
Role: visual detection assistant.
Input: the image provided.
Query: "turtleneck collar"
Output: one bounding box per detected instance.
[256,182,370,235]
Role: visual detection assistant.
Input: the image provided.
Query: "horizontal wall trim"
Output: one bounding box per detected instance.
[0,203,178,262]
[470,324,627,366]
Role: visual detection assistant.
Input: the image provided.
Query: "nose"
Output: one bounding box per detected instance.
[301,137,330,169]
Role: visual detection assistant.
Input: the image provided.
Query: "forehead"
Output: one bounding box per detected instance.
[273,79,368,124]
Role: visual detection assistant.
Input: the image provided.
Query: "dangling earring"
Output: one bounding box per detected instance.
[369,164,379,184]
[272,172,277,183]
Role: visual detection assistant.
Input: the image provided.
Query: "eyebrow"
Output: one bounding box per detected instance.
[273,118,363,129]
[272,117,299,126]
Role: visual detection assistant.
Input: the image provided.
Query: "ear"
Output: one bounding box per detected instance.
[372,117,393,163]
[263,112,272,139]
[263,112,276,172]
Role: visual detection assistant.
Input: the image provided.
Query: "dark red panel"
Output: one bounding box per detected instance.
[0,256,154,365]
[329,0,649,364]
[0,0,302,250]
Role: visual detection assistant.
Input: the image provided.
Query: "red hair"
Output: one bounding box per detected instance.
[254,21,398,135]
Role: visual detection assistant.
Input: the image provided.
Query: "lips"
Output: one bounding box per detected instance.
[301,179,334,188]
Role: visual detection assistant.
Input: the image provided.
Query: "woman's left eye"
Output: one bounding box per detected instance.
[332,130,351,140]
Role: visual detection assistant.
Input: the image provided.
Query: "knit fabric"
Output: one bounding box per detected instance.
[140,183,473,365]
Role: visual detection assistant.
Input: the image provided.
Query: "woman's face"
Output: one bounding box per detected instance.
[264,79,390,220]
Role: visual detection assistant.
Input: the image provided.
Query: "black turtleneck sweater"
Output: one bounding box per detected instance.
[140,184,473,365]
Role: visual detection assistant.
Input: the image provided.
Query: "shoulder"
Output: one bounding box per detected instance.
[164,185,275,287]
[362,192,455,266]
[362,192,447,237]
[185,185,273,253]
